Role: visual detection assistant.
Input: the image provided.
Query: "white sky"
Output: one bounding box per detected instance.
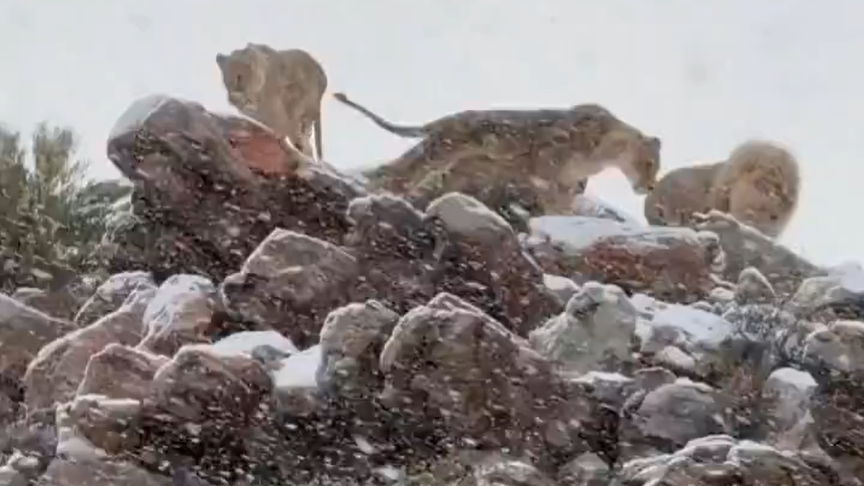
[1,0,861,267]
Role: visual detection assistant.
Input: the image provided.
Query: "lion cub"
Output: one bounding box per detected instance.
[334,92,662,221]
[216,43,328,161]
[644,140,801,239]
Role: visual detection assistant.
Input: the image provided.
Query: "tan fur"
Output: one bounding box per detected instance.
[216,43,328,161]
[338,95,661,217]
[644,140,800,238]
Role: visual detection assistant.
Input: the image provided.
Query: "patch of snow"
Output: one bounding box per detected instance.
[728,440,784,462]
[143,274,213,331]
[709,287,735,303]
[572,193,643,225]
[527,216,696,254]
[273,345,322,389]
[354,435,377,455]
[673,377,715,393]
[543,274,578,292]
[109,94,173,140]
[211,330,298,357]
[426,192,511,236]
[650,303,734,350]
[767,367,816,392]
[374,465,404,482]
[656,346,696,371]
[0,293,55,322]
[575,371,633,383]
[56,435,106,460]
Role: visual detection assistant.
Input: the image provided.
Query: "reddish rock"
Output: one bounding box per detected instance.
[105,94,364,282]
[526,216,724,303]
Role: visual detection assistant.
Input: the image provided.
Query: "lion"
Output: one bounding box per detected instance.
[334,92,662,225]
[644,140,801,239]
[216,43,327,161]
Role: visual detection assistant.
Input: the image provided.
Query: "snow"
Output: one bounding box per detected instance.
[211,330,299,357]
[426,192,512,237]
[108,93,173,140]
[573,193,642,225]
[56,435,106,460]
[766,367,816,393]
[656,346,696,372]
[353,435,377,454]
[638,296,734,351]
[673,377,715,393]
[142,274,214,331]
[542,274,578,292]
[273,345,322,389]
[527,216,697,255]
[574,371,632,383]
[0,292,55,322]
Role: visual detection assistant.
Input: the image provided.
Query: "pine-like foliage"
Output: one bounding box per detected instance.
[0,122,132,292]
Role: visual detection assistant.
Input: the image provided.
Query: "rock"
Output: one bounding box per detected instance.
[526,216,724,303]
[210,330,298,358]
[379,292,609,469]
[9,288,79,322]
[220,228,359,348]
[542,274,580,306]
[426,192,514,243]
[346,193,561,337]
[788,264,864,321]
[734,266,777,305]
[556,452,610,486]
[694,209,823,297]
[784,317,864,482]
[73,272,155,327]
[761,367,818,449]
[37,457,169,486]
[318,300,400,399]
[565,371,637,408]
[708,286,735,305]
[344,194,438,313]
[529,282,638,374]
[137,274,217,356]
[470,455,555,486]
[75,344,168,400]
[631,293,735,377]
[55,395,143,460]
[802,320,864,373]
[105,94,359,282]
[405,452,554,486]
[633,367,677,392]
[619,379,728,461]
[23,286,154,414]
[150,344,272,424]
[0,457,30,486]
[270,345,323,416]
[614,435,841,485]
[0,295,76,414]
[424,193,560,336]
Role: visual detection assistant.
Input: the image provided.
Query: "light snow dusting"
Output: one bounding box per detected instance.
[211,330,299,357]
[273,345,322,389]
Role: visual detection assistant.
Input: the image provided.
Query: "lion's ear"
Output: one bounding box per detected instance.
[216,53,227,66]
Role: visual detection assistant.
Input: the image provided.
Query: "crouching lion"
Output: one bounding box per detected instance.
[334,91,662,227]
[644,140,801,239]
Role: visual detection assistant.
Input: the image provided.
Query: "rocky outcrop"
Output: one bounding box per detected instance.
[2,91,862,485]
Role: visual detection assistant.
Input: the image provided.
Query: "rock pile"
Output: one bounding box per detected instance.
[1,94,861,485]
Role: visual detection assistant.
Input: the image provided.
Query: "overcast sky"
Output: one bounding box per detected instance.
[1,0,861,267]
